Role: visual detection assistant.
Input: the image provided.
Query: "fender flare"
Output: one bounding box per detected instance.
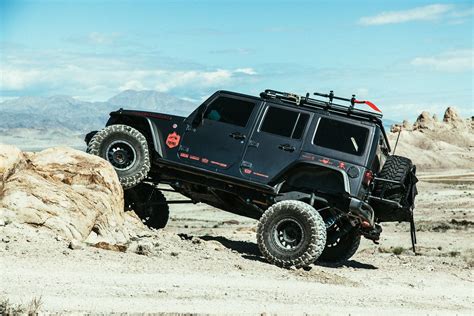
[271,161,351,195]
[106,113,165,158]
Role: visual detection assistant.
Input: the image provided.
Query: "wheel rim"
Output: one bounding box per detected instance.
[327,223,342,248]
[274,218,304,250]
[106,140,137,170]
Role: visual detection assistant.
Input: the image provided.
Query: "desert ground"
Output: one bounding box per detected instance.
[1,109,473,315]
[1,173,473,315]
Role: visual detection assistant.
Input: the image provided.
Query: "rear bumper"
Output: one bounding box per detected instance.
[349,197,375,227]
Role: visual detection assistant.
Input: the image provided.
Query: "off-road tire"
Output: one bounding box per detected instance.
[318,228,361,264]
[87,124,150,189]
[373,155,413,203]
[124,183,169,229]
[257,200,327,268]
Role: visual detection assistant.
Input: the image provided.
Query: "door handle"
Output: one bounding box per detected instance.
[248,140,259,148]
[229,132,246,140]
[278,144,296,152]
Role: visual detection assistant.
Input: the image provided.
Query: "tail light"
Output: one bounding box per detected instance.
[363,170,374,186]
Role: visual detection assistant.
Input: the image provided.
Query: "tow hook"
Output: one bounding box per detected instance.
[361,223,383,244]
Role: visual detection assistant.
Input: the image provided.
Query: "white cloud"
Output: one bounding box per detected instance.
[0,50,258,100]
[0,67,43,90]
[359,4,453,26]
[234,68,257,75]
[411,49,473,72]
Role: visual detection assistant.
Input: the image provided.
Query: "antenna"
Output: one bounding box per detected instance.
[392,127,402,155]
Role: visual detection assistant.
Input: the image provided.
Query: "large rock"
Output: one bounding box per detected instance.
[0,144,146,242]
[443,107,462,123]
[413,111,435,130]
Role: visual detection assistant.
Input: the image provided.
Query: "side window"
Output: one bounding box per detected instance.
[313,118,369,155]
[204,96,255,127]
[260,106,309,139]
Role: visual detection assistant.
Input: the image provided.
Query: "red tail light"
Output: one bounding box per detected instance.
[363,170,374,186]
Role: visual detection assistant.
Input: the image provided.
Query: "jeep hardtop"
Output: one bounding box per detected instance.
[86,89,418,268]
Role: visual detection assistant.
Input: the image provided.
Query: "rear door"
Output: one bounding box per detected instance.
[241,103,311,183]
[178,94,259,176]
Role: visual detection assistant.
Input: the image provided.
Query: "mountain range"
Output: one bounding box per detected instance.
[0,90,196,132]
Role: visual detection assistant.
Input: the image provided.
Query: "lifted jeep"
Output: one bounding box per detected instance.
[86,89,418,268]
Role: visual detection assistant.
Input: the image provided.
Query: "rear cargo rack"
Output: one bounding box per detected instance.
[260,89,383,120]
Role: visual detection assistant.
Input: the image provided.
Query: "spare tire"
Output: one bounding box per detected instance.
[87,124,150,189]
[373,155,416,222]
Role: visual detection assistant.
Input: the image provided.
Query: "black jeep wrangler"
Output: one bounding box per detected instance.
[86,89,418,268]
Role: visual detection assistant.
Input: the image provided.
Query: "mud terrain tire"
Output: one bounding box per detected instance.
[87,124,150,189]
[318,228,360,264]
[374,155,413,203]
[257,200,326,268]
[124,183,169,229]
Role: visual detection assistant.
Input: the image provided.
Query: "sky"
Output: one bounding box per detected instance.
[0,0,472,120]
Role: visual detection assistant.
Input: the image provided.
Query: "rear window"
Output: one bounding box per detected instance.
[313,118,369,156]
[260,106,309,139]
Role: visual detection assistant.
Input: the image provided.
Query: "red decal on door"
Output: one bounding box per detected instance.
[166,132,181,149]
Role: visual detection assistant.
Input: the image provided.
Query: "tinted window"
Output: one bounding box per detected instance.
[314,118,369,155]
[260,107,309,139]
[204,96,255,127]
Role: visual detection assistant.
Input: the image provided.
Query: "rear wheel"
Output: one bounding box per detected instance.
[257,200,326,268]
[87,124,150,189]
[318,225,360,264]
[124,183,169,229]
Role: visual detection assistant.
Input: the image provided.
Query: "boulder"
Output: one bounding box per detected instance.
[0,144,147,243]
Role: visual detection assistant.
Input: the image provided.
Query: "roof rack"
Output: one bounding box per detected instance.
[260,89,391,152]
[260,89,383,120]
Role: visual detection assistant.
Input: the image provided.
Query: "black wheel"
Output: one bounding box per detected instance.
[318,224,361,264]
[124,183,169,229]
[87,124,150,189]
[257,200,326,268]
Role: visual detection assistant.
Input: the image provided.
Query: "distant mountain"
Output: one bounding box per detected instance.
[0,90,196,132]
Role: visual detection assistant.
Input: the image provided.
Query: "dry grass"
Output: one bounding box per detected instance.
[378,246,406,255]
[0,296,42,315]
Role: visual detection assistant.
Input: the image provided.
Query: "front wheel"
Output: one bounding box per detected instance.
[87,124,151,189]
[257,200,327,268]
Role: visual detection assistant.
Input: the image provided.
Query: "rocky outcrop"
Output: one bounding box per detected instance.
[413,111,435,130]
[443,107,462,123]
[387,107,473,170]
[0,144,147,243]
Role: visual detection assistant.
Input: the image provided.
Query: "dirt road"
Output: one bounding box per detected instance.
[1,175,473,314]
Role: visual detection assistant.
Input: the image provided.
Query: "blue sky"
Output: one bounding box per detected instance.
[0,0,472,120]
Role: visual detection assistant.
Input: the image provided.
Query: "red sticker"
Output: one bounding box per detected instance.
[166,132,181,149]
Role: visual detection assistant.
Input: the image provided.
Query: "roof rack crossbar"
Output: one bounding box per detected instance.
[261,89,383,120]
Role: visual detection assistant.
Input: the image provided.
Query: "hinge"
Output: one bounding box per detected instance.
[241,161,252,168]
[179,145,189,153]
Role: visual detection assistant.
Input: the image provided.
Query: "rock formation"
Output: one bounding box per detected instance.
[388,107,473,170]
[413,111,435,130]
[0,144,146,243]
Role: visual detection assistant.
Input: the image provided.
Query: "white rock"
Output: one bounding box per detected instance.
[0,145,148,242]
